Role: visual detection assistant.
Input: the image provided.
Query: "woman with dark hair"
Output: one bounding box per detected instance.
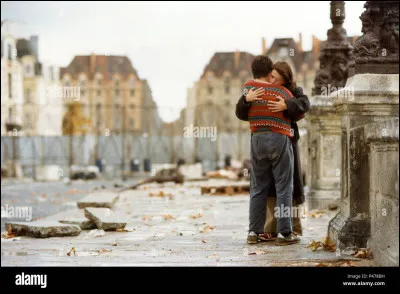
[236,61,310,242]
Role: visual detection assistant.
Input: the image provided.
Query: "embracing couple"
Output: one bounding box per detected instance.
[235,55,310,246]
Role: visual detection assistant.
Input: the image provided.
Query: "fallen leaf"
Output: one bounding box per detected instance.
[41,193,47,198]
[112,242,119,246]
[248,250,266,255]
[353,248,373,259]
[316,263,329,267]
[142,215,153,221]
[340,260,354,267]
[200,225,216,233]
[116,228,133,232]
[31,192,37,196]
[307,240,323,251]
[67,247,76,256]
[202,240,207,244]
[162,214,175,220]
[1,224,17,239]
[98,248,105,254]
[190,212,203,219]
[323,236,337,252]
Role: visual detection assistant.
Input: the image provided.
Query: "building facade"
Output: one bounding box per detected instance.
[60,54,158,135]
[1,21,24,135]
[17,36,62,136]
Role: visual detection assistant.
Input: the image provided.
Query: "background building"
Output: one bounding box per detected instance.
[1,20,24,135]
[17,36,62,136]
[60,54,160,135]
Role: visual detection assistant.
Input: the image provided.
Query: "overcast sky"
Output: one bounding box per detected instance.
[1,1,365,122]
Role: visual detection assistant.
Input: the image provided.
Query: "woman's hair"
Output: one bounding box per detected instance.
[273,62,296,93]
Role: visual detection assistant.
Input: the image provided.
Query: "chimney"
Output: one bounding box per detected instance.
[297,33,303,52]
[234,50,240,70]
[90,52,96,74]
[312,35,320,61]
[30,36,38,59]
[262,37,267,55]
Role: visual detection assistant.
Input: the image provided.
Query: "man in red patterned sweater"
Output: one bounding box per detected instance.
[243,55,300,246]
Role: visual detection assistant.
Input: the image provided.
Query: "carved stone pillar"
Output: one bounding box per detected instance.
[306,1,353,210]
[329,1,399,259]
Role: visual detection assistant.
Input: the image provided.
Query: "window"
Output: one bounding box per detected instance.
[65,80,70,87]
[96,104,102,128]
[278,47,288,58]
[25,88,31,103]
[49,67,54,81]
[25,114,31,128]
[129,78,135,89]
[224,77,230,94]
[130,89,135,97]
[97,89,101,96]
[130,118,135,127]
[115,89,120,97]
[97,79,102,87]
[8,73,12,98]
[8,44,12,61]
[115,79,120,87]
[208,85,213,95]
[130,104,135,109]
[26,64,31,75]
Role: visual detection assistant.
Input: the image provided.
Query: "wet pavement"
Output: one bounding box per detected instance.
[1,179,376,266]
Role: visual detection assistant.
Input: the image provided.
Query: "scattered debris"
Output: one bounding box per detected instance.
[116,227,134,232]
[200,183,250,196]
[308,237,337,252]
[77,191,119,209]
[86,229,106,238]
[5,221,81,238]
[353,248,373,259]
[67,247,76,256]
[206,169,238,180]
[149,190,173,199]
[307,240,324,251]
[190,211,203,219]
[1,224,16,239]
[111,241,120,246]
[162,214,175,220]
[84,208,127,231]
[200,225,216,233]
[98,248,112,254]
[328,203,339,210]
[310,210,325,218]
[142,216,153,221]
[248,250,266,255]
[323,237,337,252]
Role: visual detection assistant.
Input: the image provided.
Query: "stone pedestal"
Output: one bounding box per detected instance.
[328,73,399,251]
[306,95,341,210]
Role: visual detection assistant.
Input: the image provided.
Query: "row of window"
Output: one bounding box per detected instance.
[65,79,135,88]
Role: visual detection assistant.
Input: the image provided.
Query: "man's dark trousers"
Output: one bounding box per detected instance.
[249,131,294,235]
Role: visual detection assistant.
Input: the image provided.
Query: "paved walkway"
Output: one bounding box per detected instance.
[1,179,375,266]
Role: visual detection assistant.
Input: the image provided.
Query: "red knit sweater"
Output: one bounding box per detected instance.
[244,80,294,137]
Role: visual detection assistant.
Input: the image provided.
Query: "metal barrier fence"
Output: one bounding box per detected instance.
[1,103,252,179]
